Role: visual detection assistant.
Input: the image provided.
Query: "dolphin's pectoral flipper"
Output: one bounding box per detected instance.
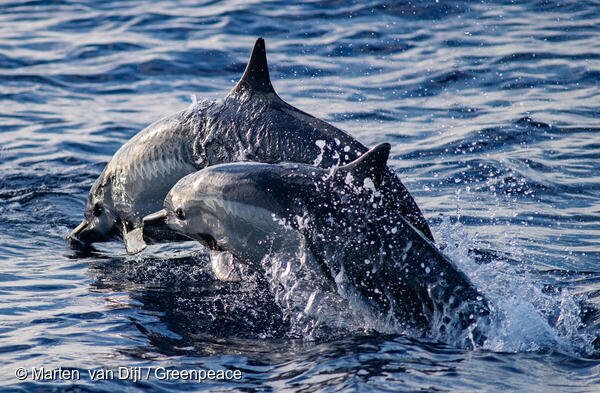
[122,221,147,255]
[210,250,245,282]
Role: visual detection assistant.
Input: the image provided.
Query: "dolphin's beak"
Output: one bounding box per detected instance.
[143,209,168,225]
[66,219,90,243]
[142,209,191,244]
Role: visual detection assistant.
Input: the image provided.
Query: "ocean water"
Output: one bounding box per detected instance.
[1,0,599,391]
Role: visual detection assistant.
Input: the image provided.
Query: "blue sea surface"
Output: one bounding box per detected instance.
[1,1,599,391]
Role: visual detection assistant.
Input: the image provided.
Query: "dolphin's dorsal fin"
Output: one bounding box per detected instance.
[336,143,390,188]
[229,37,275,96]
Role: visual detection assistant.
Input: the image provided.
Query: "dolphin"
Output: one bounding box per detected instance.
[143,144,491,345]
[67,37,432,258]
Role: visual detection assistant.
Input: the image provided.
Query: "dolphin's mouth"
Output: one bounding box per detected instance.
[142,209,206,245]
[195,233,219,251]
[142,209,169,241]
[67,219,89,240]
[66,219,111,246]
[65,231,88,249]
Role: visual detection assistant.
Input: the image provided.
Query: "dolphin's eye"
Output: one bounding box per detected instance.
[92,203,103,217]
[175,207,185,220]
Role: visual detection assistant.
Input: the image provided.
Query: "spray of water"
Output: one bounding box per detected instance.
[244,209,597,356]
[435,216,596,355]
[258,235,402,340]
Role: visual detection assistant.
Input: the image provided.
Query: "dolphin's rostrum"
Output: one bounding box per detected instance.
[144,144,491,345]
[66,38,433,255]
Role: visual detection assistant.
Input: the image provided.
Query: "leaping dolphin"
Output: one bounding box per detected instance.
[143,144,490,345]
[67,38,432,257]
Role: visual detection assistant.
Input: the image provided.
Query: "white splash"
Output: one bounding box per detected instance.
[435,216,596,354]
[313,140,326,166]
[258,228,401,340]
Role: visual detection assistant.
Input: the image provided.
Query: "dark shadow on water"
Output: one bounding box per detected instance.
[81,245,600,361]
[87,253,295,359]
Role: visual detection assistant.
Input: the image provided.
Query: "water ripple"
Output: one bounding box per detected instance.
[0,0,599,391]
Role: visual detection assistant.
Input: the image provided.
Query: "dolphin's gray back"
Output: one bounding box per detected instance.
[195,90,364,168]
[193,92,433,240]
